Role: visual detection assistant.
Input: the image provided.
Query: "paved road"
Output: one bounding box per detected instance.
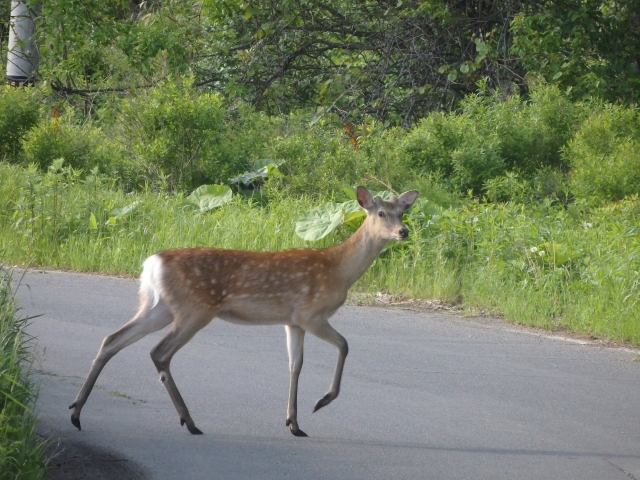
[13,269,640,479]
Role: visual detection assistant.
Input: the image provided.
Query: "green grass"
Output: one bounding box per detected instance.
[1,162,639,344]
[0,266,46,479]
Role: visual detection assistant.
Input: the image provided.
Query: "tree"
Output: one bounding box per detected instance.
[196,0,528,124]
[511,0,640,104]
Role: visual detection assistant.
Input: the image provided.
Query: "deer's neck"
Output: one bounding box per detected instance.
[331,221,388,288]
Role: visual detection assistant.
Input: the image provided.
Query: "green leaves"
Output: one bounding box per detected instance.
[229,159,284,187]
[186,184,233,212]
[295,190,393,241]
[341,200,366,228]
[110,201,140,219]
[295,202,345,241]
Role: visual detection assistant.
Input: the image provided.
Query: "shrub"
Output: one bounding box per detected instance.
[0,86,41,160]
[266,120,360,198]
[110,80,228,190]
[472,85,582,174]
[401,112,460,177]
[22,118,122,175]
[398,85,580,194]
[566,106,640,203]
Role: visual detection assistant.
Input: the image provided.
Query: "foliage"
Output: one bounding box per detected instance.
[1,82,631,206]
[33,0,199,92]
[22,118,122,173]
[566,105,640,203]
[511,0,640,104]
[0,266,46,479]
[1,161,639,344]
[4,0,637,124]
[295,190,391,241]
[295,202,345,241]
[398,85,582,194]
[186,184,233,213]
[230,159,284,190]
[197,0,528,123]
[106,80,227,190]
[0,86,41,160]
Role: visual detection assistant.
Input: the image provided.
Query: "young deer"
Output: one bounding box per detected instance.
[69,186,418,437]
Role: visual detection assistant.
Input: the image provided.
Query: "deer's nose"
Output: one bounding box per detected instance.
[399,227,409,239]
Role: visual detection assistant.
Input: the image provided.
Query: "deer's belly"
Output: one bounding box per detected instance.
[217,308,292,326]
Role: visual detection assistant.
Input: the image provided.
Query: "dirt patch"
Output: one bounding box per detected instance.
[44,436,147,480]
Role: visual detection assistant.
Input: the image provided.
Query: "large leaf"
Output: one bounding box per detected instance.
[186,184,232,212]
[229,168,269,186]
[342,199,366,227]
[295,202,344,241]
[373,190,394,200]
[230,159,284,186]
[342,186,357,200]
[110,200,141,219]
[254,158,283,170]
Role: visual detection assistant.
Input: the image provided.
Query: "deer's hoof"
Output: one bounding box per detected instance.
[181,418,203,434]
[312,393,334,413]
[70,414,81,431]
[286,419,308,437]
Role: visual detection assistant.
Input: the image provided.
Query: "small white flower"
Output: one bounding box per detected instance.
[472,217,478,223]
[583,222,593,229]
[530,247,538,253]
[538,250,545,256]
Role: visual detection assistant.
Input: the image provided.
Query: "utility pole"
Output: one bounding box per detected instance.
[6,1,41,86]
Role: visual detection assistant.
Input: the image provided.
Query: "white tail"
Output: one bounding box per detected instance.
[69,186,418,436]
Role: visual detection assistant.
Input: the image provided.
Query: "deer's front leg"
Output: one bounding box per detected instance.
[285,325,307,437]
[309,322,349,413]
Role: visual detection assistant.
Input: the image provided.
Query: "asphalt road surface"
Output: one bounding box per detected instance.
[13,269,640,479]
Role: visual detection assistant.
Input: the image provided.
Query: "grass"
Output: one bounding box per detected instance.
[0,266,46,479]
[1,162,639,344]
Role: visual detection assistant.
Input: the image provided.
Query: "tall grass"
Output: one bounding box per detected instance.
[0,266,46,479]
[1,162,639,343]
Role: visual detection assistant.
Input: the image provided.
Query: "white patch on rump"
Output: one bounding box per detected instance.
[140,254,164,309]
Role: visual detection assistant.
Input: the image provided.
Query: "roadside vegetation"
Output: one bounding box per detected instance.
[0,266,46,479]
[1,83,639,344]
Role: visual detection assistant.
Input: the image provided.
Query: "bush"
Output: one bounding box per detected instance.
[397,85,580,194]
[471,85,582,174]
[566,106,640,203]
[263,115,414,199]
[402,112,461,177]
[0,86,41,160]
[266,120,360,198]
[110,80,228,190]
[22,118,122,174]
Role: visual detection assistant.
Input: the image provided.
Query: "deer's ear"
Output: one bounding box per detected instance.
[398,190,419,211]
[356,186,375,211]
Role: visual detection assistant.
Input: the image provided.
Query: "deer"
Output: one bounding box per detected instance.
[69,186,418,437]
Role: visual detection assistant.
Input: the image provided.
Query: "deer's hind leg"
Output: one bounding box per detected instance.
[70,297,174,431]
[150,309,215,435]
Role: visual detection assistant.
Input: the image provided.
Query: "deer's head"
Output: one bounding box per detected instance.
[356,186,419,241]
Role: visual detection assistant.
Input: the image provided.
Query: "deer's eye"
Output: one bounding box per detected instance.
[378,211,386,218]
